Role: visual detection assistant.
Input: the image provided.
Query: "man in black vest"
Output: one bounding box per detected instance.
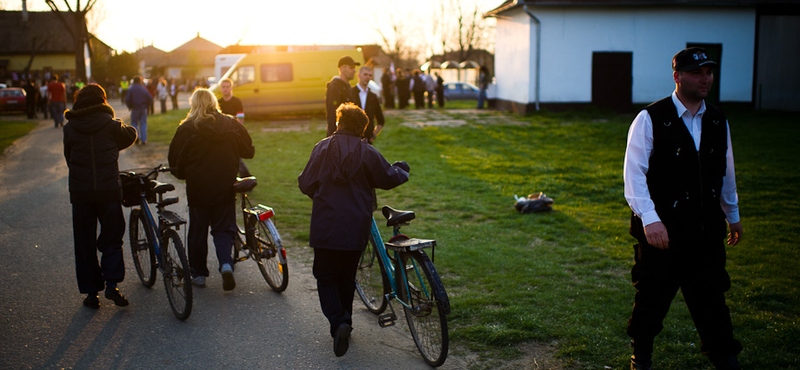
[623,47,743,370]
[351,65,385,144]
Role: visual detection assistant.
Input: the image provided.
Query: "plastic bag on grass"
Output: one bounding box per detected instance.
[514,192,554,213]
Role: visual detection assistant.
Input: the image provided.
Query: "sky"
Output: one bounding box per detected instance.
[10,0,499,54]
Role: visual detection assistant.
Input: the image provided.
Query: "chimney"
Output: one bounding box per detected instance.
[22,0,29,22]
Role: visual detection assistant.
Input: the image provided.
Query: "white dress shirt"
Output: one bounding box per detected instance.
[357,83,368,109]
[623,91,740,226]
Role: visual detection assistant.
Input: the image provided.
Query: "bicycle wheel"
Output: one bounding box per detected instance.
[253,219,289,292]
[355,235,389,314]
[161,229,193,320]
[129,209,157,287]
[397,251,449,367]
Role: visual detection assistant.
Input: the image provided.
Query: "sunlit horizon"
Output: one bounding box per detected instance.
[7,0,497,56]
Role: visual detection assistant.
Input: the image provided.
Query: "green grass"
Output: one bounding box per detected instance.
[144,106,800,369]
[0,119,38,155]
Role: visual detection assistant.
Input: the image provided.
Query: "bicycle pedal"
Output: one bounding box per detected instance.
[378,313,396,327]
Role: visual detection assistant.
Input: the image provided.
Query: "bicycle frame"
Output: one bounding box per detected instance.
[135,181,167,269]
[238,192,286,264]
[368,218,429,312]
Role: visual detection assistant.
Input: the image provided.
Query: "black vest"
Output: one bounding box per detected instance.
[629,97,729,246]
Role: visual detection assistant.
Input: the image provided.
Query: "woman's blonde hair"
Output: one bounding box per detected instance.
[180,88,220,127]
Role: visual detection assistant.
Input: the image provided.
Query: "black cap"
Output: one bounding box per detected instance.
[672,47,717,72]
[338,56,360,68]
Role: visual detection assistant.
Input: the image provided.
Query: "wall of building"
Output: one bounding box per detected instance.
[494,6,756,106]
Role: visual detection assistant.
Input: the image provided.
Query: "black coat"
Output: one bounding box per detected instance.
[325,77,353,136]
[168,112,255,207]
[63,104,137,203]
[298,130,409,251]
[351,86,385,140]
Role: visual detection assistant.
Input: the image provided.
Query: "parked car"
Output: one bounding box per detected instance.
[443,82,479,100]
[0,88,27,113]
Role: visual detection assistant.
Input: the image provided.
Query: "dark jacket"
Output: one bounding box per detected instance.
[125,83,153,110]
[351,85,385,140]
[325,77,353,136]
[298,130,409,251]
[63,104,137,203]
[168,112,255,207]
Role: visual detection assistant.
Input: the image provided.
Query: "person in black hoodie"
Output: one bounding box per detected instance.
[63,84,138,309]
[168,88,255,291]
[298,103,410,357]
[325,56,359,137]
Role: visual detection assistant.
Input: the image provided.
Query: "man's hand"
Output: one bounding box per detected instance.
[727,221,743,246]
[644,221,669,250]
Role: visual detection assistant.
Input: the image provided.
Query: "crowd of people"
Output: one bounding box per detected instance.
[55,46,745,369]
[378,66,446,110]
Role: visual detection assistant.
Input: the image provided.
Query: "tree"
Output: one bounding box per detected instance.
[376,16,421,70]
[45,0,98,82]
[433,0,492,62]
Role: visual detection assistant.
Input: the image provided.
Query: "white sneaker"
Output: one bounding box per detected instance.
[192,275,206,287]
[221,263,236,291]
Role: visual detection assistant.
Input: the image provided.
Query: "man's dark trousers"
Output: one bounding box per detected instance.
[313,248,362,336]
[627,234,742,358]
[72,202,126,293]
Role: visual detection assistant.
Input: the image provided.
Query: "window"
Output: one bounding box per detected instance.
[231,65,255,86]
[260,63,293,83]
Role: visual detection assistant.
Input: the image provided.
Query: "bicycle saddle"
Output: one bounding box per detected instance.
[150,181,175,194]
[233,176,257,193]
[382,206,415,227]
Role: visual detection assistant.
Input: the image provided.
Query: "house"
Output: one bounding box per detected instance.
[0,10,113,86]
[137,33,221,83]
[485,0,800,113]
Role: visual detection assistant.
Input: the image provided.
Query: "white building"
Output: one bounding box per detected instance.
[485,0,800,113]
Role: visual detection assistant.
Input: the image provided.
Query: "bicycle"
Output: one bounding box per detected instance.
[355,206,451,367]
[120,165,193,320]
[231,176,289,292]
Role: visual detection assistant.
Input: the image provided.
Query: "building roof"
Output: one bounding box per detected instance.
[0,10,78,55]
[486,0,800,16]
[173,33,223,52]
[135,45,168,65]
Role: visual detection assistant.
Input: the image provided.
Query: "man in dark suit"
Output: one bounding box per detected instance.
[351,65,385,145]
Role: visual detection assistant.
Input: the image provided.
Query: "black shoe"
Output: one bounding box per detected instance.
[83,294,100,309]
[631,356,653,370]
[333,323,351,357]
[104,287,129,307]
[710,354,741,370]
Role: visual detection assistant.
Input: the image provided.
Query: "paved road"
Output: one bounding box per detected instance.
[0,100,467,369]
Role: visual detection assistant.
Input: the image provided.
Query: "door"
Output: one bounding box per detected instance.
[592,52,633,113]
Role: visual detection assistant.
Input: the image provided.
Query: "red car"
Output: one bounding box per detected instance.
[0,88,27,113]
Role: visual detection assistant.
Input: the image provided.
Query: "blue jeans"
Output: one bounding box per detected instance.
[187,202,236,277]
[130,108,148,143]
[477,87,488,109]
[50,101,65,126]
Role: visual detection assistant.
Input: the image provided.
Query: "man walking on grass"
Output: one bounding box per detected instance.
[623,47,743,370]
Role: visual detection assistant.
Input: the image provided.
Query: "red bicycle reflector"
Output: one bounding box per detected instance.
[256,205,274,221]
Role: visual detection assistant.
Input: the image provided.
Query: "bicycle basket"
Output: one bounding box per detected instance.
[120,172,156,207]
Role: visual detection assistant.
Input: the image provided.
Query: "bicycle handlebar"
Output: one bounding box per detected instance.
[120,164,176,179]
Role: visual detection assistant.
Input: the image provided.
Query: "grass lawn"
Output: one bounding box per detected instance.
[0,119,38,156]
[144,105,799,369]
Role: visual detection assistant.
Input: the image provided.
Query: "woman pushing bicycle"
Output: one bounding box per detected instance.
[298,102,410,357]
[64,84,137,309]
[168,88,254,291]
